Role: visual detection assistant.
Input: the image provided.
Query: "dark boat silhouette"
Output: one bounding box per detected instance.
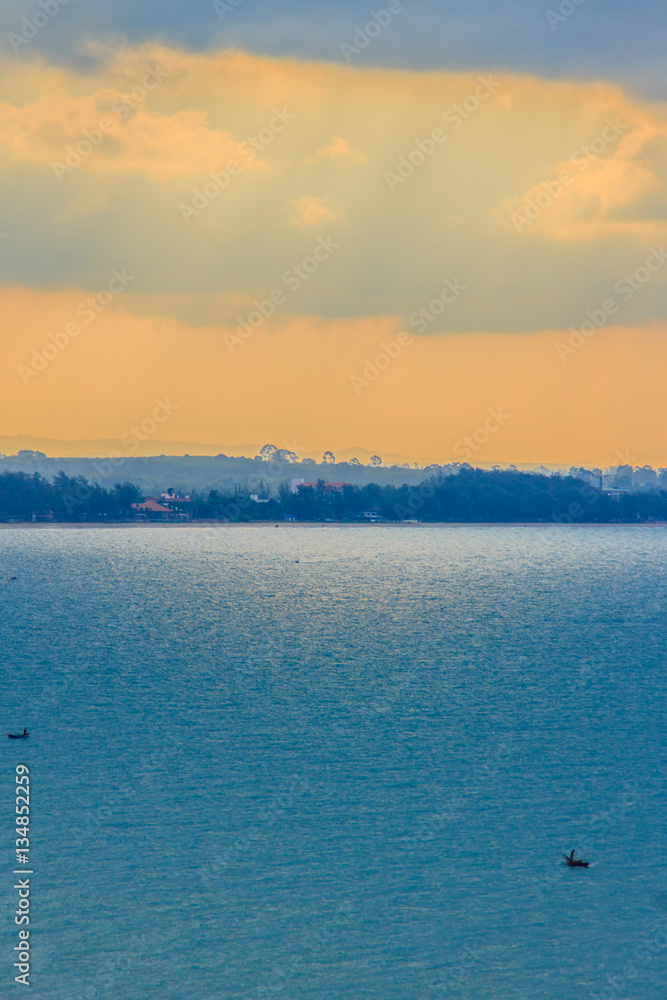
[564,851,589,868]
[6,728,29,740]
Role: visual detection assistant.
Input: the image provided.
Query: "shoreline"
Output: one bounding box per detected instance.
[0,520,665,530]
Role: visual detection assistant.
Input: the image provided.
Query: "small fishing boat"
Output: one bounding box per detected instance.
[6,728,29,740]
[564,851,589,868]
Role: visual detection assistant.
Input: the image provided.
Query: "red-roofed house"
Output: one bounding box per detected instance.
[132,499,173,521]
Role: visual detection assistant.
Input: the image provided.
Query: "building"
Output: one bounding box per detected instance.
[131,499,174,521]
[158,493,192,520]
[31,510,55,522]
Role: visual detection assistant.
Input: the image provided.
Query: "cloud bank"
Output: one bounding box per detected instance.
[1,44,666,463]
[0,45,666,334]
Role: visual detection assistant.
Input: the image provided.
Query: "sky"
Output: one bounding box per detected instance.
[0,1,666,466]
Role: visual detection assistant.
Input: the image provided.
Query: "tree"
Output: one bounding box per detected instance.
[635,465,657,488]
[112,482,143,516]
[257,444,278,462]
[322,451,335,464]
[349,458,361,466]
[370,455,382,467]
[613,465,633,489]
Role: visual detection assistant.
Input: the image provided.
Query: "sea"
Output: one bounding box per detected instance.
[1,524,666,1000]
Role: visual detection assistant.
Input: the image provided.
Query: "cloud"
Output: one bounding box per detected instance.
[0,45,665,336]
[0,1,664,99]
[307,136,368,164]
[287,195,344,229]
[55,189,110,222]
[494,112,667,242]
[0,84,255,179]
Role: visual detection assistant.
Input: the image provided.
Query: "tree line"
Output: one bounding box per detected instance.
[2,467,667,524]
[0,472,142,522]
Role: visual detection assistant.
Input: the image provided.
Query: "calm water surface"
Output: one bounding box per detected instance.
[1,525,666,999]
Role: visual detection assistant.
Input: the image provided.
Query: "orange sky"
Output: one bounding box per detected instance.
[3,285,667,466]
[1,46,666,465]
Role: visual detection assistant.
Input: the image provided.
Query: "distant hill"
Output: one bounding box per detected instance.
[0,434,253,459]
[0,435,433,466]
[0,452,439,495]
[0,448,665,497]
